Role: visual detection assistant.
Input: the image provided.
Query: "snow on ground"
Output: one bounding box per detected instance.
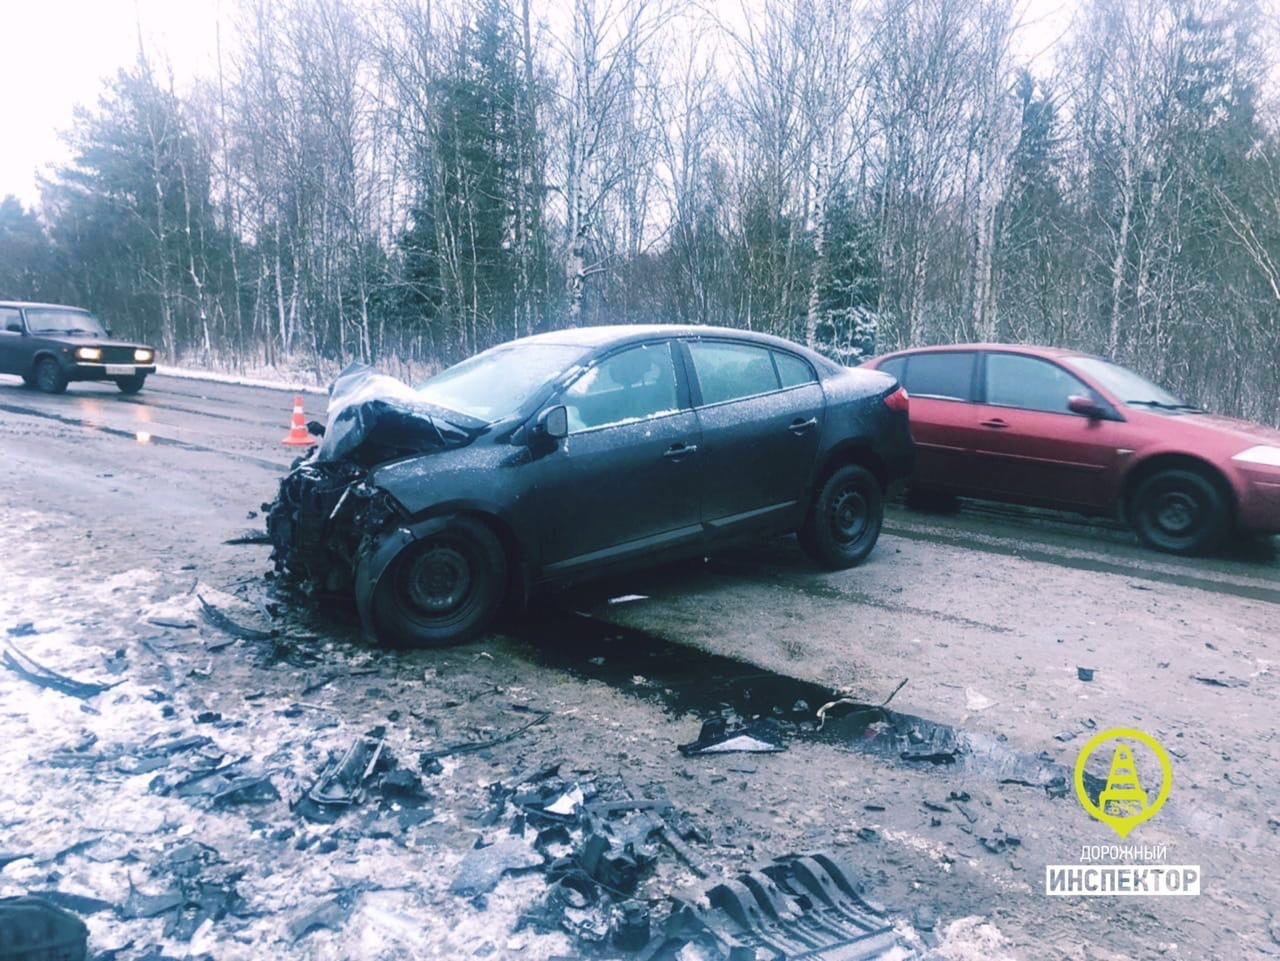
[159,350,444,394]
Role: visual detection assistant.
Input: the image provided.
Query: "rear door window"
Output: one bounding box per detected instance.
[688,341,781,405]
[902,351,976,401]
[774,351,816,388]
[0,307,21,333]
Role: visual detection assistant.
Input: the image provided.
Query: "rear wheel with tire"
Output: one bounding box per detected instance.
[1129,468,1229,555]
[116,374,147,394]
[799,464,884,569]
[34,357,67,394]
[370,515,507,647]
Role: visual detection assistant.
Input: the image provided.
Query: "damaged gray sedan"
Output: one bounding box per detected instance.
[267,325,914,646]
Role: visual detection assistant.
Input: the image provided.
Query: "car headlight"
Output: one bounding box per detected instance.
[1233,445,1280,468]
[134,348,154,363]
[75,347,102,361]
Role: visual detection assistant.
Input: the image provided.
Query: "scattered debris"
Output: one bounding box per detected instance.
[419,709,551,763]
[5,622,37,637]
[288,896,353,942]
[900,749,959,765]
[295,735,389,821]
[197,595,276,641]
[1077,667,1095,682]
[2,642,117,700]
[816,678,908,731]
[1192,675,1249,689]
[224,530,273,546]
[679,716,786,755]
[965,688,995,711]
[658,854,918,960]
[450,831,544,897]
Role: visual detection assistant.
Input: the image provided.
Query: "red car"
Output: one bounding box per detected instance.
[862,344,1280,554]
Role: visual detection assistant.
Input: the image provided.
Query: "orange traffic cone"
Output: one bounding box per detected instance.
[282,394,313,446]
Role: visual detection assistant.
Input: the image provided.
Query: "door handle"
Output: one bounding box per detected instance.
[663,443,698,460]
[980,418,1008,429]
[788,417,818,434]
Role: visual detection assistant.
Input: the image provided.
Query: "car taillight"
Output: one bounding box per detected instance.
[883,386,909,413]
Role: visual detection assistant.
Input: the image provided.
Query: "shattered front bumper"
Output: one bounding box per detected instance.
[265,461,401,597]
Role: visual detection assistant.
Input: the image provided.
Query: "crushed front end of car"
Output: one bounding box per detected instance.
[265,363,480,604]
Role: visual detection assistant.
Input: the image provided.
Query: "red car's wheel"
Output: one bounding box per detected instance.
[1130,468,1229,555]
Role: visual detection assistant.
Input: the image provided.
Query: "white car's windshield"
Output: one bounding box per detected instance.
[26,308,108,337]
[416,343,591,422]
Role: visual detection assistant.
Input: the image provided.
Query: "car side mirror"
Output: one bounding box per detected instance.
[1068,395,1105,419]
[535,405,568,440]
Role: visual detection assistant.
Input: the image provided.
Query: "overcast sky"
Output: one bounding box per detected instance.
[0,0,1074,210]
[1,0,224,207]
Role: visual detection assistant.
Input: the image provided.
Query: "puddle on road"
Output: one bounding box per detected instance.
[0,400,285,471]
[518,608,1103,800]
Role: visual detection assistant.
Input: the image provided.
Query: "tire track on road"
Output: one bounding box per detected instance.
[882,523,1280,605]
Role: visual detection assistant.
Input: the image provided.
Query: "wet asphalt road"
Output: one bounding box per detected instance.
[4,371,1280,960]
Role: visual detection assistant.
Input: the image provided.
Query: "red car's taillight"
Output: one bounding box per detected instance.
[883,386,909,413]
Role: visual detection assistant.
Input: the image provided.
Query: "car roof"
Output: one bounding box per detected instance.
[507,323,828,356]
[0,301,91,311]
[877,342,1091,361]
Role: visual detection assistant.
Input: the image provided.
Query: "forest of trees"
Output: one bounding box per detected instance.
[2,0,1279,423]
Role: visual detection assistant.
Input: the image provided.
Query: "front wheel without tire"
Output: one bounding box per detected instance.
[370,516,507,647]
[1130,468,1229,555]
[34,357,67,394]
[799,464,884,569]
[116,374,146,394]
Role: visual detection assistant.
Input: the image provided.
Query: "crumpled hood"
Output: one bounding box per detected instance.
[317,362,484,465]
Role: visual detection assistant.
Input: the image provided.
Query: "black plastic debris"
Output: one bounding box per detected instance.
[1192,674,1248,688]
[679,716,786,756]
[655,854,918,960]
[4,623,37,638]
[2,643,116,700]
[0,896,88,961]
[294,735,398,823]
[1077,667,1095,682]
[420,710,551,763]
[196,595,276,642]
[450,832,544,897]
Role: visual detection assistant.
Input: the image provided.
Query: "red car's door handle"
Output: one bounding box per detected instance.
[788,417,818,434]
[663,443,698,460]
[980,418,1009,429]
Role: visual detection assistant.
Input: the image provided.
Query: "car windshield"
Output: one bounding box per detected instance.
[1066,356,1193,410]
[415,343,591,422]
[25,308,108,337]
